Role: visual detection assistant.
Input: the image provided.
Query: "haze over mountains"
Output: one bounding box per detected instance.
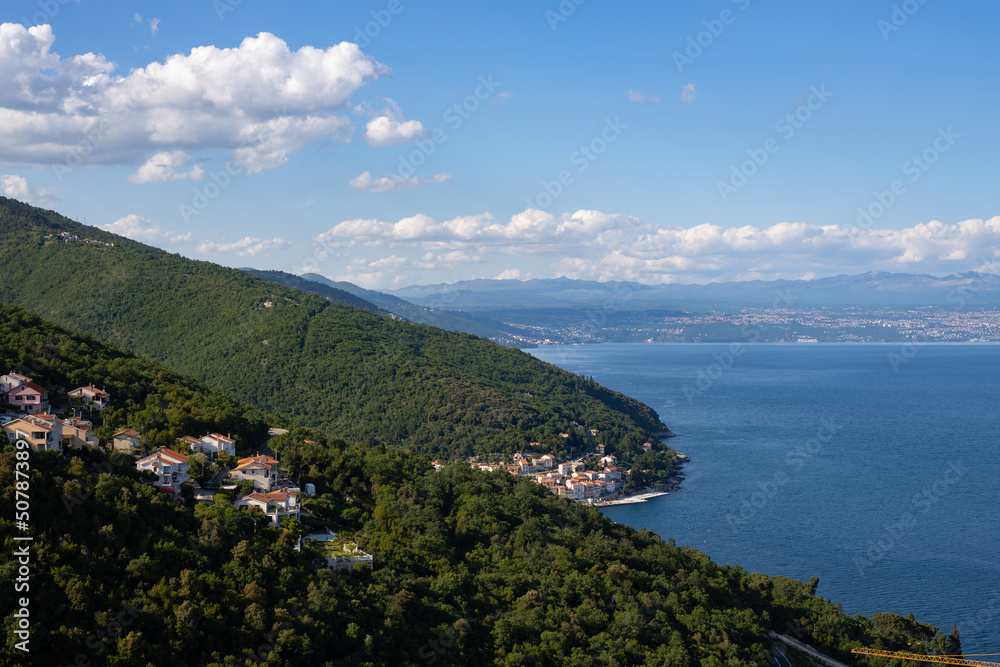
[383,272,1000,310]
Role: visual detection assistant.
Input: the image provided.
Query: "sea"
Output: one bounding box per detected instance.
[529,343,1000,650]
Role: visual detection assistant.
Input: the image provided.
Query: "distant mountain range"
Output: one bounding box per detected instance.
[385,272,1000,310]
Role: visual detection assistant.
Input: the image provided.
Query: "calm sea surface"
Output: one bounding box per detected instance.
[529,343,1000,650]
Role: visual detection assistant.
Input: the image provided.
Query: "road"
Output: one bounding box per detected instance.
[773,644,793,667]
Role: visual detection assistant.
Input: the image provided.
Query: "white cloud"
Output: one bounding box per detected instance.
[496,268,529,280]
[492,91,514,104]
[0,174,59,207]
[196,236,291,257]
[312,209,635,249]
[100,214,191,244]
[127,151,205,184]
[314,207,1000,285]
[364,114,425,147]
[679,83,697,104]
[348,170,452,193]
[0,25,387,170]
[149,18,160,35]
[627,88,661,103]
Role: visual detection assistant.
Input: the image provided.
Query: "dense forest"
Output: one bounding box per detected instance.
[0,197,666,471]
[0,304,964,665]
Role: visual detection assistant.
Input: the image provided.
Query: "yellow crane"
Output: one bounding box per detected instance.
[852,647,1000,666]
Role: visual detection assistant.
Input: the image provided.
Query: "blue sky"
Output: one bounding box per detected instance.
[2,0,998,288]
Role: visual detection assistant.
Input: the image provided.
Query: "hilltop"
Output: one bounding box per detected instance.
[0,197,664,467]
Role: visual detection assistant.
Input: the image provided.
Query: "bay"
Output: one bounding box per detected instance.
[529,343,1000,650]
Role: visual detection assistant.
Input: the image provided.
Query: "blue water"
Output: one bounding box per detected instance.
[529,343,1000,650]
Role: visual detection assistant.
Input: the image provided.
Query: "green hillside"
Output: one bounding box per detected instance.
[0,304,962,665]
[0,197,665,468]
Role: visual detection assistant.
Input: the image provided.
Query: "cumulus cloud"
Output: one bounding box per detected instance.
[100,214,191,244]
[364,113,425,147]
[196,236,291,257]
[679,83,697,104]
[314,207,1000,284]
[0,24,387,171]
[627,88,661,103]
[348,170,452,193]
[128,151,205,184]
[312,209,637,249]
[0,174,59,207]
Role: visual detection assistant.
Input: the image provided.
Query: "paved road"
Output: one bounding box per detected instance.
[773,644,793,667]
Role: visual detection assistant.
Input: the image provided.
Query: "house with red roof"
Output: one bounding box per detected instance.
[62,417,99,449]
[230,453,286,491]
[136,448,190,495]
[68,385,111,410]
[6,381,49,414]
[196,433,236,457]
[236,489,299,526]
[3,414,62,452]
[113,430,142,454]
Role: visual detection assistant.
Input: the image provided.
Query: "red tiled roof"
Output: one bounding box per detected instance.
[115,430,140,438]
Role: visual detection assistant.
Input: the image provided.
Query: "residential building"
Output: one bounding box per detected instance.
[3,414,62,452]
[136,448,190,494]
[230,454,283,491]
[558,462,575,476]
[113,430,142,454]
[534,454,556,470]
[174,435,202,452]
[0,372,32,394]
[236,490,299,526]
[197,433,236,457]
[62,417,99,449]
[7,382,49,414]
[68,386,111,410]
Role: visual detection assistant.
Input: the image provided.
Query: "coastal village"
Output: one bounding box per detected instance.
[0,370,372,571]
[3,368,685,577]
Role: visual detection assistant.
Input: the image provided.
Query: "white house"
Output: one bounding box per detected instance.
[197,433,236,457]
[236,490,299,526]
[136,448,190,494]
[230,454,284,491]
[0,372,32,395]
[534,454,556,470]
[68,385,111,410]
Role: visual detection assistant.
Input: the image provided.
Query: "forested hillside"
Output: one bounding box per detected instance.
[0,304,963,665]
[0,197,663,464]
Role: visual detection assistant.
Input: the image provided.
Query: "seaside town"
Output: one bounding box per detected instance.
[433,436,687,507]
[0,370,372,571]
